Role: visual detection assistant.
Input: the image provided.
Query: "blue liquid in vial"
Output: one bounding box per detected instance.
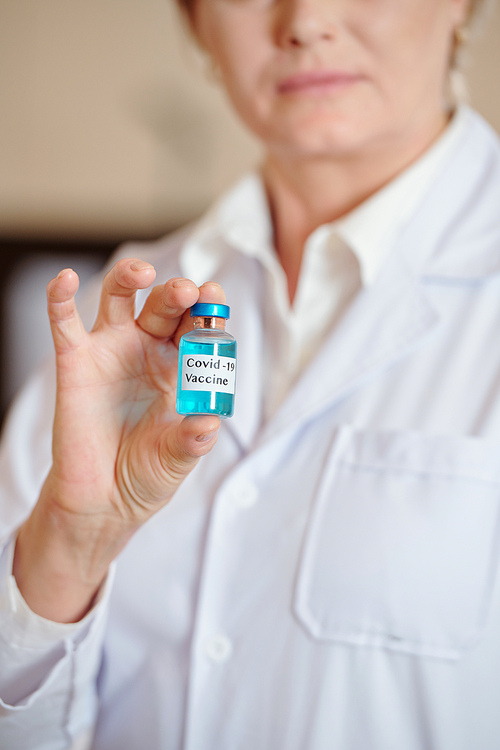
[176,330,236,418]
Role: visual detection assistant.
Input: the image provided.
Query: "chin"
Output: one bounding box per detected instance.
[251,92,386,159]
[267,114,377,159]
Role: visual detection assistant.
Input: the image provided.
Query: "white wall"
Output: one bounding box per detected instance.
[0,0,498,240]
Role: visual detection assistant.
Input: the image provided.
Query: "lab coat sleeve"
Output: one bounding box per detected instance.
[0,533,114,749]
[0,355,113,748]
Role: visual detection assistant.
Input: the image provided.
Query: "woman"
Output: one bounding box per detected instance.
[1,0,499,747]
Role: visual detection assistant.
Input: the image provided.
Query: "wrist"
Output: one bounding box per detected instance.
[13,486,137,623]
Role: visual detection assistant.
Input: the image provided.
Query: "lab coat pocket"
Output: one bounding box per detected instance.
[294,425,500,660]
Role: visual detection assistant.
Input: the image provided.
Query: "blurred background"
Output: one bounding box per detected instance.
[0,0,499,422]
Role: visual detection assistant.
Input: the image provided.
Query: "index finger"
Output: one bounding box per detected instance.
[135,277,200,339]
[136,279,227,343]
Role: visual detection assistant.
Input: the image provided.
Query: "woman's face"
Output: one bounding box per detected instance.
[193,0,470,159]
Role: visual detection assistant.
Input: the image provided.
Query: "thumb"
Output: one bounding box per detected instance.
[160,415,221,484]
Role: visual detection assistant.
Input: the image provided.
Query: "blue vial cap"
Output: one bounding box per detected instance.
[190,303,230,319]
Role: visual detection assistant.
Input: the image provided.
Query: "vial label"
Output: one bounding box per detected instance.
[181,354,236,394]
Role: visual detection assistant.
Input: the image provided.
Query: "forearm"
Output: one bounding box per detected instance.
[13,482,137,623]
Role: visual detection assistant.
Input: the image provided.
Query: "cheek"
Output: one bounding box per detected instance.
[209,20,281,135]
[196,7,272,99]
[354,0,452,89]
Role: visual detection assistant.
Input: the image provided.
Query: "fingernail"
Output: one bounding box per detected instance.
[173,278,194,288]
[195,429,220,442]
[56,268,71,279]
[130,261,154,272]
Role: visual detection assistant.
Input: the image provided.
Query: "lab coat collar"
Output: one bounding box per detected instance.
[334,106,470,285]
[400,108,500,281]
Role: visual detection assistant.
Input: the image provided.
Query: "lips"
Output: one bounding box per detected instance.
[277,70,362,94]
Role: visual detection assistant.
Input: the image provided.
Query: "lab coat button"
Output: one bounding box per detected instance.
[205,634,233,663]
[234,482,258,509]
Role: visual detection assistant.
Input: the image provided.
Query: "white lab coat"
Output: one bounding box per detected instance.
[1,108,500,749]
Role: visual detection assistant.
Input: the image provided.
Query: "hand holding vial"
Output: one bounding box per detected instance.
[13,259,226,623]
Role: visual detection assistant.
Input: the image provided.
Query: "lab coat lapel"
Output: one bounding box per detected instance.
[260,252,440,442]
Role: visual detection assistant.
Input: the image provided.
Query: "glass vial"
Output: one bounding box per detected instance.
[176,302,236,418]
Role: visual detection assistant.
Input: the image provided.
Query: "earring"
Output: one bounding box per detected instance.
[450,25,468,71]
[454,26,469,46]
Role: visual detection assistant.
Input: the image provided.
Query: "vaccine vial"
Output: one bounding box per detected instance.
[176,303,236,418]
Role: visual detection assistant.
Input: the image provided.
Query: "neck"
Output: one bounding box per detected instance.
[262,109,450,302]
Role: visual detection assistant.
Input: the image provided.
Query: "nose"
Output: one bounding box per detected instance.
[275,0,337,49]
